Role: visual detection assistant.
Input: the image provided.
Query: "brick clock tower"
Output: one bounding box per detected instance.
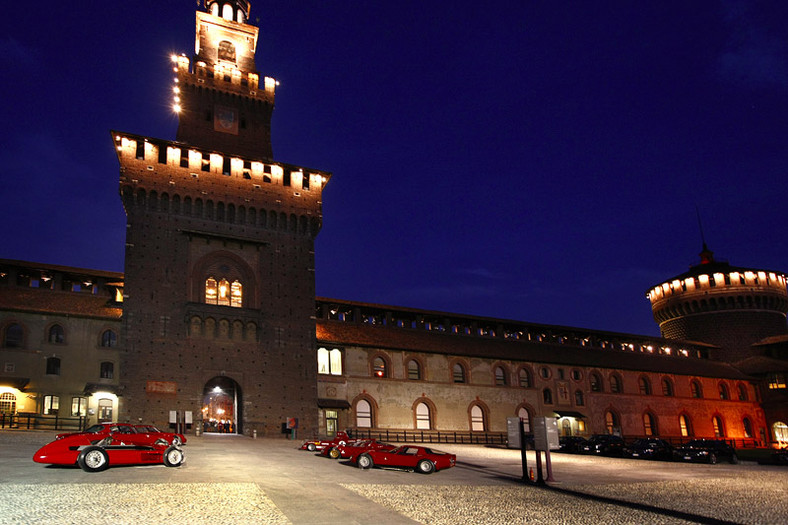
[112,0,330,436]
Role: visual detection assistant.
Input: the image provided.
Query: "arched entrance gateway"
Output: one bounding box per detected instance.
[201,377,242,434]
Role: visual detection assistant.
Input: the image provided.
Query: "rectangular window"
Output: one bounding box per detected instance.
[283,170,291,187]
[100,362,114,379]
[768,373,786,389]
[71,397,87,417]
[43,395,59,415]
[158,143,167,164]
[317,347,342,376]
[135,140,145,160]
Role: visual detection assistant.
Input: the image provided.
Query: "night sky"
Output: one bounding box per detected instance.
[2,1,787,337]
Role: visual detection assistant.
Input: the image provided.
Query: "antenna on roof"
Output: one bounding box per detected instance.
[695,205,714,264]
[695,205,707,248]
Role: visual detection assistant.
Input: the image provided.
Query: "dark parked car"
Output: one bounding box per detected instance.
[673,439,739,464]
[757,449,788,466]
[558,436,587,453]
[623,438,673,461]
[580,434,625,456]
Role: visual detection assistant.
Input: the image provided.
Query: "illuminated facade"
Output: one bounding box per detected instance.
[1,1,787,446]
[0,260,123,426]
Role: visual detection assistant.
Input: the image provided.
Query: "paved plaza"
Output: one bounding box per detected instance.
[1,430,786,524]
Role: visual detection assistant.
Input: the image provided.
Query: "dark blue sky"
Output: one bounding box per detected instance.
[2,1,787,337]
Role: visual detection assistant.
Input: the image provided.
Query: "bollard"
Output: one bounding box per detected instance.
[253,429,257,439]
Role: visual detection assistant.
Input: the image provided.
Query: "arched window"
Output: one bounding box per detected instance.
[415,402,431,430]
[205,277,243,307]
[605,410,620,435]
[690,380,703,398]
[679,414,692,437]
[661,378,674,396]
[543,388,553,404]
[356,399,373,428]
[610,374,622,394]
[0,393,17,415]
[3,323,23,348]
[470,404,485,431]
[48,324,65,344]
[317,347,342,376]
[574,390,584,406]
[737,383,749,401]
[517,406,532,433]
[719,382,730,400]
[494,366,507,386]
[407,360,421,380]
[743,417,753,438]
[46,357,61,376]
[643,412,658,436]
[100,329,117,348]
[100,362,114,379]
[372,356,387,378]
[518,367,532,388]
[452,363,466,383]
[589,372,602,392]
[712,415,725,437]
[638,376,651,395]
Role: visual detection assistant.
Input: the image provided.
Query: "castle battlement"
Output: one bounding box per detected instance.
[648,269,788,305]
[172,54,276,111]
[113,131,330,195]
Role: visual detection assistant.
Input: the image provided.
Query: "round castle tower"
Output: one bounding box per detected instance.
[647,245,788,362]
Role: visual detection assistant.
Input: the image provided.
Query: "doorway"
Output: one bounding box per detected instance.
[201,376,242,434]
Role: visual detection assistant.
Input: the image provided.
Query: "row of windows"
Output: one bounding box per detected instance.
[37,394,113,418]
[320,303,706,358]
[2,323,117,349]
[321,349,752,400]
[589,372,749,401]
[351,396,755,439]
[42,357,114,379]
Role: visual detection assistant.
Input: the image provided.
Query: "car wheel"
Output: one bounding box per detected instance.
[307,443,316,452]
[163,446,184,467]
[729,454,739,465]
[329,448,341,459]
[357,453,373,469]
[172,436,182,446]
[708,453,717,464]
[417,460,435,474]
[77,446,110,472]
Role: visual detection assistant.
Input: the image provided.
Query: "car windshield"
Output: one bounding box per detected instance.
[83,425,107,434]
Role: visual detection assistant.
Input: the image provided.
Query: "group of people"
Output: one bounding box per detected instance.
[203,419,233,433]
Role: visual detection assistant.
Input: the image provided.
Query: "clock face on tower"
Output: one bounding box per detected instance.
[214,105,239,135]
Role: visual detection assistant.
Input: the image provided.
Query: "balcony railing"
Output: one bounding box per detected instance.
[349,428,507,445]
[0,413,88,432]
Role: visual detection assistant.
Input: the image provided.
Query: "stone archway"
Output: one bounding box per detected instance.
[202,376,242,434]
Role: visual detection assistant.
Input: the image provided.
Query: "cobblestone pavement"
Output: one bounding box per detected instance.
[1,430,786,524]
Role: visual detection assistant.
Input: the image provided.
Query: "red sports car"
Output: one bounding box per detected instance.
[300,431,349,452]
[337,439,396,461]
[33,433,184,472]
[55,423,186,447]
[355,445,456,474]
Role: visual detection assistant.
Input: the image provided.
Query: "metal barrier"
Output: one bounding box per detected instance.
[349,428,507,445]
[0,413,87,431]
